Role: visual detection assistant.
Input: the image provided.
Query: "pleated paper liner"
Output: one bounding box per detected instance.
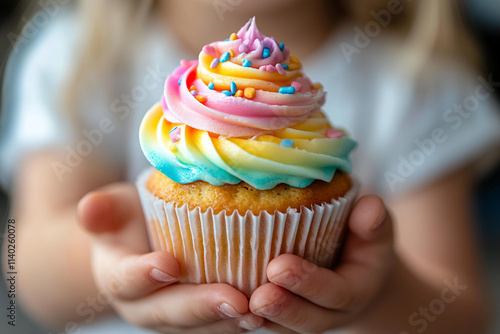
[137,168,359,297]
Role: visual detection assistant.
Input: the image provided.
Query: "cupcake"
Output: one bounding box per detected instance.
[137,17,357,297]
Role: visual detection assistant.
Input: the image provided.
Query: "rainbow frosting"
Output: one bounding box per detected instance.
[140,18,356,190]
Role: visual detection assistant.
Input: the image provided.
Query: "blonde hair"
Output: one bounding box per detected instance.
[63,0,155,123]
[62,0,481,118]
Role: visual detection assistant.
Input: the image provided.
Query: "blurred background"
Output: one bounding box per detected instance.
[0,0,499,333]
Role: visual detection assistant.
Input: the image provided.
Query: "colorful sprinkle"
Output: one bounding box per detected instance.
[189,85,196,91]
[220,51,230,62]
[230,81,237,95]
[208,82,215,90]
[210,58,220,69]
[290,56,300,64]
[291,81,302,92]
[327,129,343,138]
[195,95,207,103]
[313,83,323,90]
[282,64,289,69]
[262,46,271,58]
[276,63,286,75]
[228,48,235,57]
[266,65,277,73]
[279,86,295,94]
[222,90,232,96]
[202,45,216,56]
[235,90,243,97]
[279,42,285,51]
[242,59,251,67]
[280,139,294,147]
[178,77,182,85]
[229,32,238,41]
[244,87,256,99]
[225,38,229,41]
[190,90,197,95]
[259,65,267,71]
[169,127,181,143]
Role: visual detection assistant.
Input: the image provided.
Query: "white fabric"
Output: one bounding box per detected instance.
[1,12,500,334]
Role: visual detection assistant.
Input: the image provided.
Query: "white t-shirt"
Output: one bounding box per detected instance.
[1,11,499,334]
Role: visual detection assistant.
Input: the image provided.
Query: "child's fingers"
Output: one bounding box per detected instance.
[165,313,263,334]
[77,183,149,253]
[165,319,240,334]
[266,254,356,310]
[250,283,347,334]
[118,283,255,329]
[78,183,179,301]
[335,195,395,308]
[266,195,394,313]
[91,251,180,301]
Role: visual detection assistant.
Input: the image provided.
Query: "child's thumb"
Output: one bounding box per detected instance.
[77,183,148,252]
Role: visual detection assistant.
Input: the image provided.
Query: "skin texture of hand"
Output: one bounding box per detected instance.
[249,195,395,333]
[77,183,264,333]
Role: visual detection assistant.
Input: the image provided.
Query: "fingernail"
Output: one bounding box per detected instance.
[371,207,387,231]
[150,268,176,283]
[271,270,298,287]
[254,302,282,317]
[239,318,262,331]
[218,303,242,318]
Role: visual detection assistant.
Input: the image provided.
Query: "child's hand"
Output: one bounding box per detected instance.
[77,183,263,333]
[249,195,394,333]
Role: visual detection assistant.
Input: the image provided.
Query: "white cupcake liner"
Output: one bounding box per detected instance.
[136,168,359,297]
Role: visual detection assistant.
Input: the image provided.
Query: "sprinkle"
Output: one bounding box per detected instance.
[230,81,237,95]
[279,86,295,94]
[195,95,207,103]
[167,142,178,153]
[178,77,182,85]
[290,56,300,64]
[222,90,232,96]
[239,43,250,53]
[244,87,256,99]
[220,51,230,62]
[276,63,286,75]
[259,65,267,71]
[279,42,285,51]
[235,90,243,97]
[327,129,343,138]
[169,126,181,143]
[225,38,229,41]
[282,64,289,69]
[202,45,216,56]
[266,65,277,72]
[189,85,196,91]
[280,139,294,147]
[208,82,215,90]
[242,59,251,67]
[210,58,220,68]
[228,48,235,57]
[190,90,197,95]
[291,81,302,92]
[313,83,323,90]
[262,46,271,58]
[230,32,238,41]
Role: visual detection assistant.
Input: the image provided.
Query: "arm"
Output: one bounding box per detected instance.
[5,149,122,327]
[249,166,491,333]
[350,166,490,333]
